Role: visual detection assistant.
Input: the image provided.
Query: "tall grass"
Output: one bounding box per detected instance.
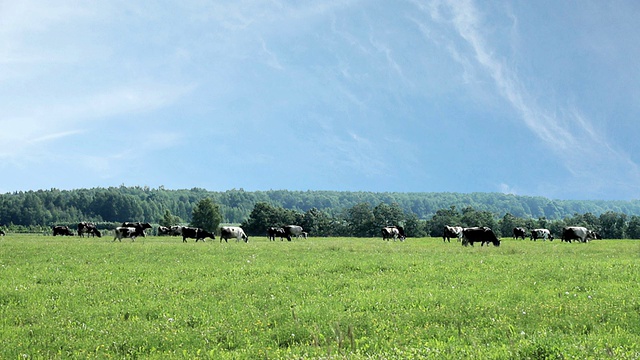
[1,234,639,359]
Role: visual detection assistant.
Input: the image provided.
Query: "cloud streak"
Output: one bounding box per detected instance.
[422,0,640,196]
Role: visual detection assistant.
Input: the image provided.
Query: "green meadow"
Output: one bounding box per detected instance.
[1,234,640,359]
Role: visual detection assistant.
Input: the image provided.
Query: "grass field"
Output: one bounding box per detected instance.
[1,234,640,359]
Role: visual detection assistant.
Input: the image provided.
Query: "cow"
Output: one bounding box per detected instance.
[53,225,74,236]
[381,226,405,241]
[530,228,554,241]
[443,226,463,243]
[462,227,501,247]
[561,226,595,243]
[181,227,215,242]
[77,222,101,238]
[267,227,279,241]
[121,222,152,237]
[267,227,289,241]
[0,230,4,236]
[169,226,183,236]
[113,226,144,242]
[282,225,305,241]
[220,226,249,243]
[157,226,171,235]
[513,227,527,240]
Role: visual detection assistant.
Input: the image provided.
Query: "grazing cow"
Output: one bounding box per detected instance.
[113,227,144,242]
[530,228,554,241]
[181,227,215,242]
[77,222,101,238]
[561,226,595,243]
[53,225,74,236]
[381,226,406,241]
[443,226,463,243]
[282,225,305,241]
[157,226,171,235]
[220,226,249,243]
[462,227,501,247]
[0,230,4,236]
[121,222,152,237]
[513,227,527,240]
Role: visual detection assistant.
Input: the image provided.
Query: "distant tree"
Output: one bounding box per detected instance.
[427,206,461,237]
[241,202,300,236]
[404,212,426,238]
[159,209,181,227]
[346,203,376,237]
[301,208,332,237]
[627,216,640,239]
[599,211,627,239]
[373,202,405,228]
[460,206,497,232]
[190,198,222,233]
[498,213,519,238]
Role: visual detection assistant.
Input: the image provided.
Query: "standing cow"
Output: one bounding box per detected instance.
[121,222,152,237]
[561,226,595,243]
[267,227,288,241]
[220,226,249,243]
[513,227,527,240]
[113,227,144,242]
[443,226,463,243]
[181,227,215,242]
[77,222,101,238]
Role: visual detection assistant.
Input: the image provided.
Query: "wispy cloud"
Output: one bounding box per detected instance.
[420,0,640,196]
[0,82,192,161]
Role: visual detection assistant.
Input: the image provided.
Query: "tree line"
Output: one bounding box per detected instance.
[1,186,640,238]
[239,202,640,239]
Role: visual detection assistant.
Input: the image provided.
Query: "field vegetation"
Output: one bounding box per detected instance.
[1,234,639,359]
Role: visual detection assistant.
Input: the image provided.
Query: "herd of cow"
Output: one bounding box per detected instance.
[52,222,250,243]
[442,225,600,246]
[49,222,599,246]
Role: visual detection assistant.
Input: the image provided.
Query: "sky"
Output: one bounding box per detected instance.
[2,0,640,200]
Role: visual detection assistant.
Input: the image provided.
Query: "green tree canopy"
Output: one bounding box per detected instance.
[190,198,222,233]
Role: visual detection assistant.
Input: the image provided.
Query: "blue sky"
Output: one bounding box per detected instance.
[2,1,640,200]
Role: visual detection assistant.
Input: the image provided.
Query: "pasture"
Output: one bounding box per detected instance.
[1,234,640,359]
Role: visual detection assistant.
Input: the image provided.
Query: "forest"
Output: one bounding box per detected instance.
[1,186,640,238]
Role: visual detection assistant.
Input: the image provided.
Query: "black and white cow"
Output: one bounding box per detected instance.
[181,227,215,242]
[169,226,183,236]
[381,225,406,241]
[113,227,144,242]
[77,222,101,238]
[157,226,171,235]
[513,227,527,240]
[462,227,501,247]
[53,225,74,236]
[220,226,249,243]
[443,226,463,243]
[0,230,5,236]
[530,228,554,241]
[267,227,289,241]
[282,225,305,241]
[121,222,152,237]
[561,226,595,243]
